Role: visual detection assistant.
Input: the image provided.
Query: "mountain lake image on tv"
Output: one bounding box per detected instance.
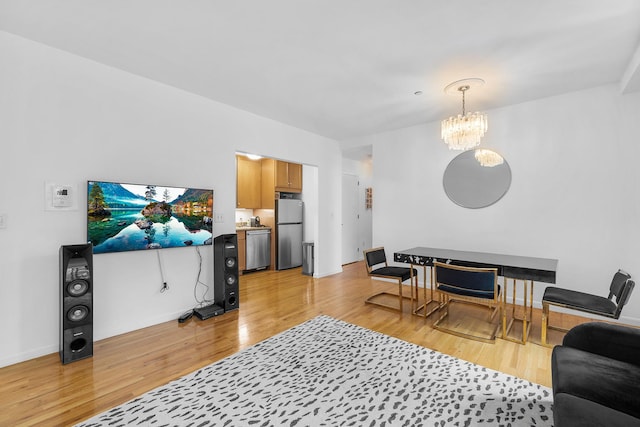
[88,181,214,254]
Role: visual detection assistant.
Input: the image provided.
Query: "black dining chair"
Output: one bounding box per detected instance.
[363,247,417,312]
[541,269,635,346]
[432,261,503,343]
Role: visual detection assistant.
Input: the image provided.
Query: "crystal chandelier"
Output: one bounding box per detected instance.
[441,79,488,150]
[474,149,504,167]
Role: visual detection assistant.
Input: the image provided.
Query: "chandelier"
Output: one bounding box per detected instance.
[474,149,504,167]
[441,78,488,150]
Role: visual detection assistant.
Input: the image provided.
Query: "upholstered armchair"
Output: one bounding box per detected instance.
[551,322,640,427]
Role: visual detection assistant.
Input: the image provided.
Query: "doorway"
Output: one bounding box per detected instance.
[342,173,359,264]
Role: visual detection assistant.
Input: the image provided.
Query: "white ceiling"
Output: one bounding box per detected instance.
[1,1,640,142]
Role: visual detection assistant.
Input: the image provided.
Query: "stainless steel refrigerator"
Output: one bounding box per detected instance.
[276,199,303,270]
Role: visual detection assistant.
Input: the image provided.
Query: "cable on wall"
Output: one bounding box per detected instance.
[194,246,213,306]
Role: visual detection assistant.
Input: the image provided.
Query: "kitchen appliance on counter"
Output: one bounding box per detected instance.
[250,216,261,227]
[276,199,303,270]
[246,229,270,270]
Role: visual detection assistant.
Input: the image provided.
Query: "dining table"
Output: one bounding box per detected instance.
[394,246,558,344]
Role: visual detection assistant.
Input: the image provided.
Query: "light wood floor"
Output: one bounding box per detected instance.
[1,261,588,426]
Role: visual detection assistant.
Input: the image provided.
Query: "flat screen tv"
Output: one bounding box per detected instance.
[87,181,214,254]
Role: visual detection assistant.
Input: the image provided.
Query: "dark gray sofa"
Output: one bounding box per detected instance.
[551,322,640,427]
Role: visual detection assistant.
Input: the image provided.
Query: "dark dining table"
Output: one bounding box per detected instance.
[394,246,559,343]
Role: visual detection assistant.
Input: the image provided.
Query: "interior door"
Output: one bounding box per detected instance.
[341,173,359,265]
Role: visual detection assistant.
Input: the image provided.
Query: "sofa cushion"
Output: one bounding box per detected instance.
[552,345,640,419]
[553,393,640,427]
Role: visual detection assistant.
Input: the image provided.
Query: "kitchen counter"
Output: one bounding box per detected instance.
[236,226,272,231]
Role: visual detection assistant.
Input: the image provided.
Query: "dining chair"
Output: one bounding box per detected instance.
[363,247,417,312]
[433,261,503,342]
[541,269,635,346]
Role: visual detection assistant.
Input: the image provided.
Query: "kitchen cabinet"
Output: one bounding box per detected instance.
[275,160,302,192]
[260,159,303,208]
[236,157,302,210]
[236,155,262,208]
[261,158,276,209]
[237,230,246,272]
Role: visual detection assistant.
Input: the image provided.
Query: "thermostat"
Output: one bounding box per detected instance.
[53,185,73,207]
[45,182,77,211]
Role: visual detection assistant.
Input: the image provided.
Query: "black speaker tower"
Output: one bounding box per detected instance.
[214,234,239,312]
[60,243,93,364]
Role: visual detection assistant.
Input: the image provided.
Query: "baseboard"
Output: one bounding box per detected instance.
[315,268,343,278]
[0,344,58,369]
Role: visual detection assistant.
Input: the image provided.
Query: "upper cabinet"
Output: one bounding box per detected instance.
[261,158,276,209]
[274,160,302,193]
[236,155,262,208]
[238,156,303,210]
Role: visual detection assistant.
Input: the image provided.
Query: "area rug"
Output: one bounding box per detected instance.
[77,315,553,426]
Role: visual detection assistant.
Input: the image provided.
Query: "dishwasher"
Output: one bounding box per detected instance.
[245,229,271,270]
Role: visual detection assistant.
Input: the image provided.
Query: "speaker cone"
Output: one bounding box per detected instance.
[226,274,237,285]
[67,280,89,297]
[225,257,236,268]
[67,305,89,322]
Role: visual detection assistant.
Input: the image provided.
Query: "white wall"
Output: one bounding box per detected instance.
[0,31,343,367]
[344,85,640,325]
[301,165,319,275]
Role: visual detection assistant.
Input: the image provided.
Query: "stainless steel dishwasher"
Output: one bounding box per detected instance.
[245,229,271,270]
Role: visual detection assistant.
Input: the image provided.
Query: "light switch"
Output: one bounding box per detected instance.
[0,214,6,229]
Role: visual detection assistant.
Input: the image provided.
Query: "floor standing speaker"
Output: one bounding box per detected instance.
[214,234,239,312]
[60,243,93,364]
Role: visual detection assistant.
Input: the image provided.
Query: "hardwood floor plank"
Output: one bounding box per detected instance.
[0,261,597,426]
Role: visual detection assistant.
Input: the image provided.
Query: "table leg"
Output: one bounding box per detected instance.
[412,265,440,317]
[409,264,415,313]
[522,280,529,342]
[502,278,507,339]
[503,278,533,344]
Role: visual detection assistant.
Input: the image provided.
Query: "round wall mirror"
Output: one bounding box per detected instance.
[443,149,511,209]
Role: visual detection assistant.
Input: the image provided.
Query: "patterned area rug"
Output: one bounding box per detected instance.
[77,315,553,426]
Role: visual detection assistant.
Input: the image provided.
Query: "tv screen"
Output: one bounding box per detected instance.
[87,181,214,254]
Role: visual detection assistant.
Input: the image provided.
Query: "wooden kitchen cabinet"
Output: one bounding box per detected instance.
[237,230,246,272]
[261,158,276,209]
[260,159,303,208]
[237,157,302,210]
[236,155,262,208]
[275,160,302,192]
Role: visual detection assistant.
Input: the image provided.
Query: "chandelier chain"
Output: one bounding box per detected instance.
[461,88,466,115]
[459,85,469,116]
